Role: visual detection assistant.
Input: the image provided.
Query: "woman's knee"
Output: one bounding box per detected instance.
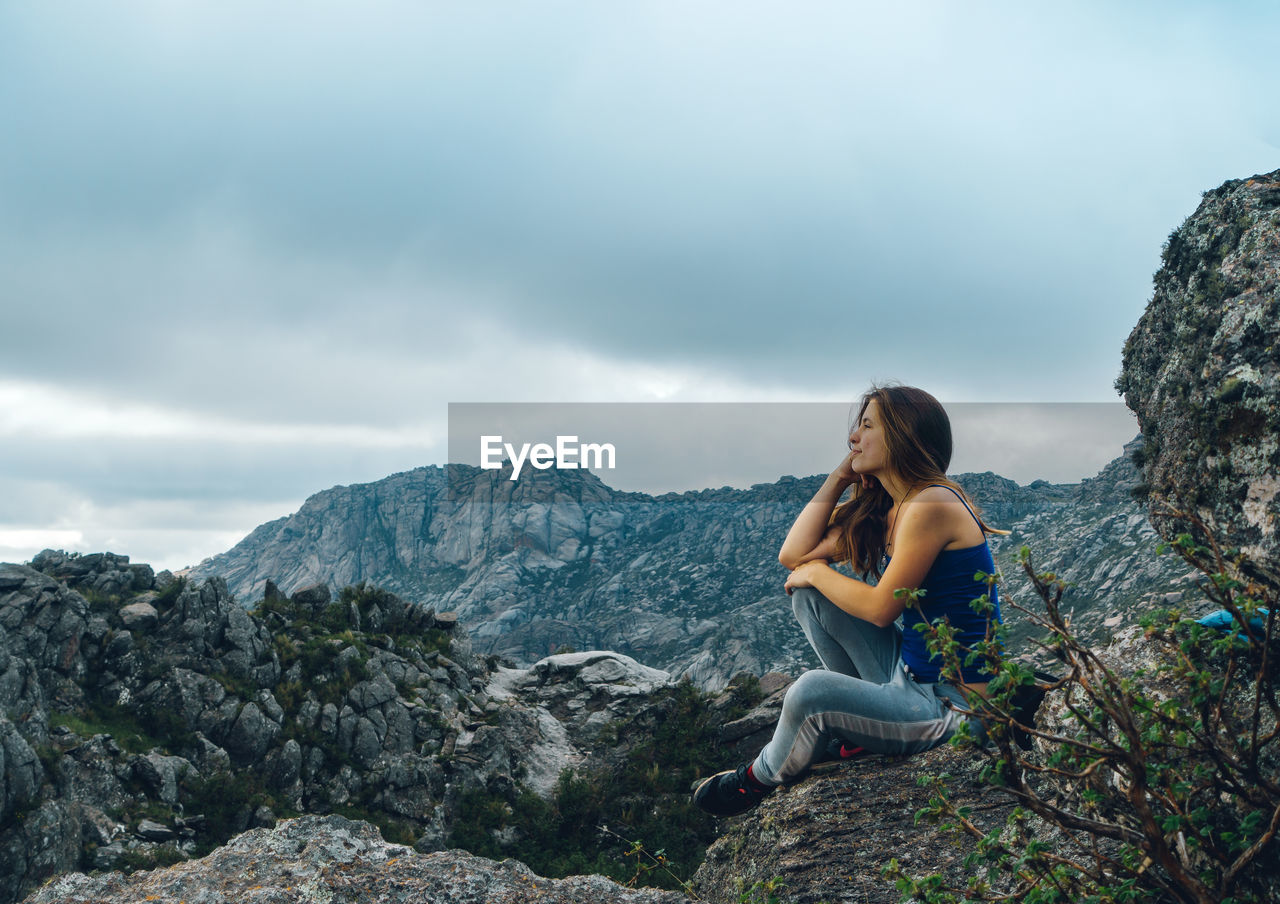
[790,586,826,623]
[782,668,846,715]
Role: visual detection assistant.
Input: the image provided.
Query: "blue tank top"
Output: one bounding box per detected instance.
[887,485,1002,684]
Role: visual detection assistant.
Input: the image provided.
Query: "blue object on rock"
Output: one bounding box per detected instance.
[1197,609,1269,633]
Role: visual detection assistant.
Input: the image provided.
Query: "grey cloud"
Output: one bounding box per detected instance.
[4,2,1275,406]
[0,435,439,513]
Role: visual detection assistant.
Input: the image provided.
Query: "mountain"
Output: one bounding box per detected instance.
[192,440,1192,687]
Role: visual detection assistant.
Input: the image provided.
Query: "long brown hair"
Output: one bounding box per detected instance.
[832,384,1003,578]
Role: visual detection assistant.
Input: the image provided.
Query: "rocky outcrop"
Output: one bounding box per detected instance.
[193,451,1189,688]
[486,651,677,795]
[689,743,1012,904]
[0,552,717,904]
[1118,169,1280,586]
[23,814,687,904]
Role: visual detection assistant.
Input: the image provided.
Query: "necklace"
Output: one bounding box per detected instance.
[881,485,919,569]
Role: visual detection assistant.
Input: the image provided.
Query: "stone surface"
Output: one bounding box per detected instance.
[118,602,157,632]
[22,815,687,904]
[485,651,681,795]
[135,818,176,842]
[1119,168,1280,587]
[690,743,1012,904]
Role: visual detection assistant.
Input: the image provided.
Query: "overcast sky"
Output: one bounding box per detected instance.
[2,1,1276,571]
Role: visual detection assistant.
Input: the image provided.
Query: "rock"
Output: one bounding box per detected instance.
[53,735,130,813]
[291,583,331,613]
[118,602,158,633]
[126,565,155,592]
[0,720,43,820]
[77,806,123,848]
[24,815,686,904]
[223,702,278,764]
[3,801,86,896]
[251,805,276,829]
[135,819,176,842]
[92,842,125,870]
[691,744,1013,904]
[188,733,232,775]
[320,703,339,735]
[1119,168,1280,587]
[263,739,302,790]
[132,753,192,806]
[496,651,677,752]
[349,675,397,712]
[139,669,225,732]
[716,677,790,761]
[351,717,382,767]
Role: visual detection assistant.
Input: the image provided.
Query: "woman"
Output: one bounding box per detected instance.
[693,385,1005,817]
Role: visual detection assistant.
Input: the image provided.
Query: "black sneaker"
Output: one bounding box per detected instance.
[692,764,773,817]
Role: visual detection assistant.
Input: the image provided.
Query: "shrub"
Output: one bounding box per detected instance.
[891,509,1280,904]
[154,576,187,608]
[50,702,166,754]
[117,844,187,872]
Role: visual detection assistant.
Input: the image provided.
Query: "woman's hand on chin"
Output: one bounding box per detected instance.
[833,451,858,483]
[785,560,828,595]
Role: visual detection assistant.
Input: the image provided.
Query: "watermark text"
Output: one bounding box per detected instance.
[480,435,616,480]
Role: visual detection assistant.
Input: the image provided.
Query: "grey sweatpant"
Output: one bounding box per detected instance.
[752,587,973,785]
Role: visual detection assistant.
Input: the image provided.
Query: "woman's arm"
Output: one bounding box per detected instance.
[778,453,859,570]
[783,497,955,626]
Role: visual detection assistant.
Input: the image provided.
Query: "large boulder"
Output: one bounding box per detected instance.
[690,743,1012,904]
[1118,169,1280,586]
[22,814,686,904]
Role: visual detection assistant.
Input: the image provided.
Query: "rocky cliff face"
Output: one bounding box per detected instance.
[193,450,1190,688]
[1118,169,1280,585]
[2,551,751,904]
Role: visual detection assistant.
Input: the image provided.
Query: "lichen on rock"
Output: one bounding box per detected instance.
[1118,169,1280,587]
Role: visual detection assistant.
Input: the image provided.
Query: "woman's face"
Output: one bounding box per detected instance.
[849,398,889,474]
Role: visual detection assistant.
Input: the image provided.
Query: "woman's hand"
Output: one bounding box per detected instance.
[834,451,875,489]
[778,449,872,570]
[785,560,829,595]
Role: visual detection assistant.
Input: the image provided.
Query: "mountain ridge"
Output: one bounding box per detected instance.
[191,440,1192,689]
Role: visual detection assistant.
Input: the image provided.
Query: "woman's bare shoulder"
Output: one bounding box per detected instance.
[911,485,984,545]
[913,485,967,505]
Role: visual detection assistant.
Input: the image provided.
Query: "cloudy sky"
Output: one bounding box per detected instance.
[2,1,1277,571]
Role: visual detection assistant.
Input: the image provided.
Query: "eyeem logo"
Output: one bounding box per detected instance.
[480,435,617,480]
